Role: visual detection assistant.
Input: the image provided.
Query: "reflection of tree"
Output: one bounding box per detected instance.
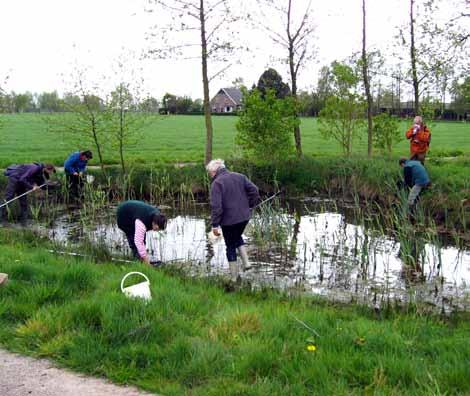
[289,210,301,261]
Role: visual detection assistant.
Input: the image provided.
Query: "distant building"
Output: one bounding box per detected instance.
[211,87,243,113]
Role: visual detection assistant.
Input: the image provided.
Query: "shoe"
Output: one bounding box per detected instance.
[237,245,252,271]
[0,273,8,287]
[228,260,240,282]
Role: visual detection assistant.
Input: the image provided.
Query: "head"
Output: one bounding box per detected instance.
[413,116,423,126]
[151,213,167,231]
[206,159,225,178]
[398,157,408,167]
[44,164,56,175]
[80,150,93,161]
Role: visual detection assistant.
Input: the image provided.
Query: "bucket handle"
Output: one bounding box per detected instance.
[121,272,150,292]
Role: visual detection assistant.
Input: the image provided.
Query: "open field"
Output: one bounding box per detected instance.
[1,231,469,396]
[0,113,469,167]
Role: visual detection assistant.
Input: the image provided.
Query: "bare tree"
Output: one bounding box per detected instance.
[398,0,469,114]
[361,0,373,158]
[146,0,240,164]
[256,0,316,157]
[48,68,108,177]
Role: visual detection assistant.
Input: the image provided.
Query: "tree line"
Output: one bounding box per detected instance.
[0,89,208,115]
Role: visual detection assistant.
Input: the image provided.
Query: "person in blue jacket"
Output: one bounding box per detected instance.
[399,158,431,211]
[64,150,92,201]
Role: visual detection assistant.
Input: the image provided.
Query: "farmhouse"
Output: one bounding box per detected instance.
[211,87,243,113]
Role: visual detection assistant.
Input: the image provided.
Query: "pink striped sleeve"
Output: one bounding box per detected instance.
[134,219,147,260]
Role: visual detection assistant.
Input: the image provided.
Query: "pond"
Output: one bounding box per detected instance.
[21,199,470,313]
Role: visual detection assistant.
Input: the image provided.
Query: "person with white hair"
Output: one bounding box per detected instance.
[206,159,260,281]
[405,115,431,164]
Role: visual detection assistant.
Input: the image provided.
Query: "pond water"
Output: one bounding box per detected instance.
[30,201,470,312]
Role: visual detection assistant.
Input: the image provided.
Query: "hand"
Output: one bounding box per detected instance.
[143,256,151,265]
[32,184,40,191]
[212,227,221,237]
[73,172,79,176]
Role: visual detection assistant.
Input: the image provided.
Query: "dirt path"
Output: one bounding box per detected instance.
[0,349,157,396]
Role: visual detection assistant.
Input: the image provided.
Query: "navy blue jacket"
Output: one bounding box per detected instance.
[64,152,88,174]
[4,163,48,190]
[210,168,260,227]
[116,200,160,235]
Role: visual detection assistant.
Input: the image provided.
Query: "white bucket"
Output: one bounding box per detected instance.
[120,272,152,301]
[207,229,222,245]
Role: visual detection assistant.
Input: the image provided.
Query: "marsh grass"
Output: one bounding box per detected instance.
[0,236,470,395]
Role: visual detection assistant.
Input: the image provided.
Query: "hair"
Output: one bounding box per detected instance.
[398,157,408,166]
[413,115,423,124]
[81,150,93,160]
[152,213,167,230]
[44,164,56,173]
[206,159,225,173]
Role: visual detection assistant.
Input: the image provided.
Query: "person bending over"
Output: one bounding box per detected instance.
[117,200,167,265]
[64,150,93,201]
[2,163,56,221]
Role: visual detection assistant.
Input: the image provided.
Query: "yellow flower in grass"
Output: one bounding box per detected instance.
[307,344,317,352]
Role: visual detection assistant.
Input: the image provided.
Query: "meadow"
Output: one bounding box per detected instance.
[0,113,468,167]
[0,231,469,396]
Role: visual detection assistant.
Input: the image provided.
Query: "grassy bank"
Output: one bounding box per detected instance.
[0,230,469,395]
[0,113,468,167]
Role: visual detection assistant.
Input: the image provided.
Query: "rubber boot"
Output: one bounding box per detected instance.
[237,245,251,271]
[228,261,240,282]
[0,273,8,287]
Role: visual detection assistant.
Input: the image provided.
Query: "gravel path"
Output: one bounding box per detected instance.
[0,349,157,396]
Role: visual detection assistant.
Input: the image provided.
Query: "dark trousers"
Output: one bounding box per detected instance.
[221,221,248,262]
[410,153,426,164]
[66,173,84,201]
[2,177,28,218]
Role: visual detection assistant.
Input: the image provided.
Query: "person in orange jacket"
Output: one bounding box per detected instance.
[405,116,431,163]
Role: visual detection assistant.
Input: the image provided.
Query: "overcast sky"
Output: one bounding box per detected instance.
[0,0,439,100]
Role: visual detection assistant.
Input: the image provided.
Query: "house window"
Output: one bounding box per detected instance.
[225,106,232,112]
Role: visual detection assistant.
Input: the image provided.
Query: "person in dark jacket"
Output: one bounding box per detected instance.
[116,200,167,265]
[206,159,260,281]
[64,150,93,201]
[1,163,56,220]
[399,158,431,212]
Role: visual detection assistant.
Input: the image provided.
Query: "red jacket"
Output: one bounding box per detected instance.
[406,124,431,155]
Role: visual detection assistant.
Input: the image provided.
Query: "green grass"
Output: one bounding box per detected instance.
[1,231,470,395]
[0,113,468,167]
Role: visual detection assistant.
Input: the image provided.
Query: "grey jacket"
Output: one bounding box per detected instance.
[210,168,260,227]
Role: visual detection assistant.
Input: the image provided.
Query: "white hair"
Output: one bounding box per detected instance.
[206,159,225,173]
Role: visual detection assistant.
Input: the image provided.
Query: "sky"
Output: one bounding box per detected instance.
[0,0,431,100]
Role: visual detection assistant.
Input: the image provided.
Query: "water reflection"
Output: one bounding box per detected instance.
[44,205,470,312]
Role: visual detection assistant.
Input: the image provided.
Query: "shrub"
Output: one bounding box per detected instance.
[235,88,297,162]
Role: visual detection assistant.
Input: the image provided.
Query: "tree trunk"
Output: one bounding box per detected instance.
[410,0,420,114]
[91,116,106,178]
[119,108,125,175]
[200,0,213,165]
[289,47,302,157]
[287,0,302,158]
[361,0,373,158]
